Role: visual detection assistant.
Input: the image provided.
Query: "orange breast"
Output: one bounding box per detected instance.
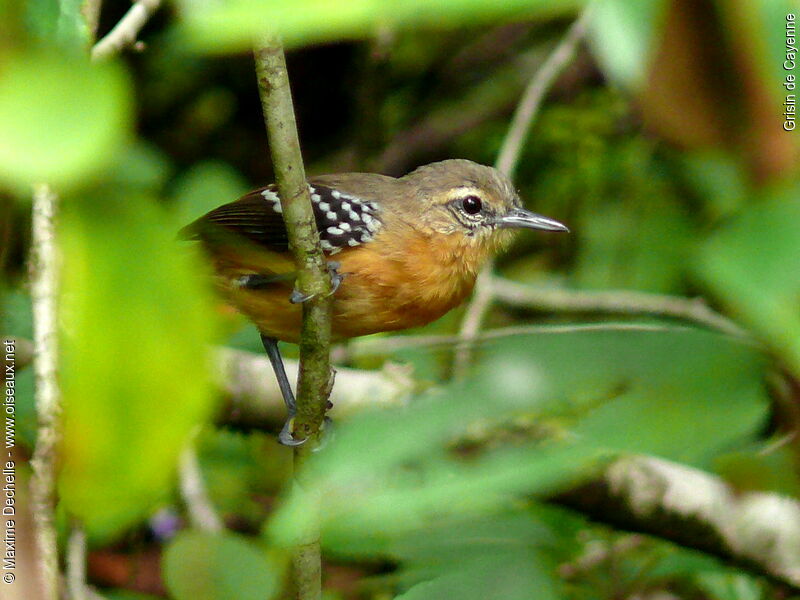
[211,229,484,343]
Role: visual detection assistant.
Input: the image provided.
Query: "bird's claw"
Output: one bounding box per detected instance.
[289,261,344,304]
[278,416,307,447]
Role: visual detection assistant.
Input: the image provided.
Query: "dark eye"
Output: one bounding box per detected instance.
[461,195,483,215]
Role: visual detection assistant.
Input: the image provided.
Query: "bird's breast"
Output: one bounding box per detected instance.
[329,229,482,338]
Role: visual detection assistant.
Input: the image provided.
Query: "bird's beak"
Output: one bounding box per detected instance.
[496,207,569,232]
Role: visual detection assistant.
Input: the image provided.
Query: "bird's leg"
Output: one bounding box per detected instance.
[289,261,344,304]
[260,334,306,447]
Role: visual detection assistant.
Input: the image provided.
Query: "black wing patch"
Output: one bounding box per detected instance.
[183,183,383,254]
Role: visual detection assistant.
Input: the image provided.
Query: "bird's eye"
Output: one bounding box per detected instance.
[461,195,483,215]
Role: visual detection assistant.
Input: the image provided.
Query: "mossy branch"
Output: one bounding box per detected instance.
[254,35,334,600]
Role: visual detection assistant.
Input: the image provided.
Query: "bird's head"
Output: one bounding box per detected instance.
[401,159,568,255]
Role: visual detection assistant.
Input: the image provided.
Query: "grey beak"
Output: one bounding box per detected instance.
[496,207,569,232]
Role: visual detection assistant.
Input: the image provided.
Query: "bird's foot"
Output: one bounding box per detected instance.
[289,261,344,304]
[278,415,307,447]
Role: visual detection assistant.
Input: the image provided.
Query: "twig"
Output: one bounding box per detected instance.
[179,441,224,532]
[66,525,88,600]
[29,183,61,600]
[348,322,738,358]
[495,6,594,179]
[453,8,593,378]
[254,35,334,600]
[452,267,494,378]
[491,277,749,338]
[90,0,161,61]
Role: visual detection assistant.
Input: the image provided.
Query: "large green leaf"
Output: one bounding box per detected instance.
[177,0,584,52]
[268,326,768,548]
[58,193,219,539]
[695,189,800,376]
[163,530,283,600]
[0,51,131,190]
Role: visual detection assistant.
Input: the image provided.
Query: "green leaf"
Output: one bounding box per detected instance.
[25,0,90,50]
[177,0,584,52]
[163,530,284,600]
[268,326,768,548]
[695,572,765,600]
[57,193,219,539]
[0,51,131,190]
[587,0,667,87]
[695,188,800,377]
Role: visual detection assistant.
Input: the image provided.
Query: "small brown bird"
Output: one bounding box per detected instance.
[184,159,568,444]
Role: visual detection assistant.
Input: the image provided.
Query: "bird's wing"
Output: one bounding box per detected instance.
[181,183,383,256]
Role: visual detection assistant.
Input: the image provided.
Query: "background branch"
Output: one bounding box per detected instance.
[555,456,800,590]
[216,348,413,431]
[179,440,224,532]
[491,277,748,338]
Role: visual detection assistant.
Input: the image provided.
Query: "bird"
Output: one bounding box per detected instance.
[183,159,568,445]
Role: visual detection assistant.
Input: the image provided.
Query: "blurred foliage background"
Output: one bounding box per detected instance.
[3,0,800,599]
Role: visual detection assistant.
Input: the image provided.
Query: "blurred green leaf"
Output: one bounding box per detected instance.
[695,572,765,600]
[163,530,284,600]
[268,326,767,549]
[714,443,800,497]
[588,0,666,87]
[177,0,584,52]
[171,160,249,225]
[391,511,561,600]
[25,0,90,50]
[695,189,800,377]
[57,193,219,539]
[0,51,131,190]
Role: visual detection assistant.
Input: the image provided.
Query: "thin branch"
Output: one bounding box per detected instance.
[179,441,224,532]
[66,525,88,600]
[29,183,61,600]
[495,6,595,179]
[90,0,161,61]
[452,267,494,378]
[453,7,593,378]
[491,277,749,338]
[348,322,740,359]
[254,35,334,600]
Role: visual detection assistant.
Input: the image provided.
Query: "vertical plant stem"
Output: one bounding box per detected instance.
[29,183,61,600]
[254,35,334,600]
